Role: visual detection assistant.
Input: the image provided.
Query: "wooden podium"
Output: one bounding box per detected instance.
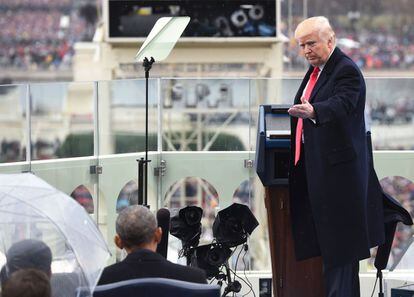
[256,105,324,296]
[265,185,324,297]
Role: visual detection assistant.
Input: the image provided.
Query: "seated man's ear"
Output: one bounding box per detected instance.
[114,234,124,249]
[154,227,162,244]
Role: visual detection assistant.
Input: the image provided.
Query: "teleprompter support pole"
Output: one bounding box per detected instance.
[137,57,155,208]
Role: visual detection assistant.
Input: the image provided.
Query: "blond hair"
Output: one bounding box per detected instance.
[295,16,336,45]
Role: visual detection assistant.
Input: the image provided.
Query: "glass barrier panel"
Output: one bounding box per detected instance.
[0,84,27,163]
[160,78,250,152]
[97,79,158,156]
[97,152,160,262]
[29,82,95,160]
[366,77,414,150]
[30,158,98,219]
[250,77,301,107]
[249,78,302,151]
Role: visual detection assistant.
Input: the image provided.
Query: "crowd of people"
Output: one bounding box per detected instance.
[0,0,72,8]
[369,96,414,125]
[284,25,414,71]
[0,0,94,71]
[340,32,414,70]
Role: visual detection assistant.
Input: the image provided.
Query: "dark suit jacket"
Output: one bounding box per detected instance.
[97,249,207,285]
[289,47,385,269]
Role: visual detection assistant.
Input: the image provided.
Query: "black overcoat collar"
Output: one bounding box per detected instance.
[294,47,345,104]
[124,249,165,263]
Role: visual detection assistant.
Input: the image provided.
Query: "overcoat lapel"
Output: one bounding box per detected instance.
[309,47,343,102]
[309,70,328,101]
[294,67,312,104]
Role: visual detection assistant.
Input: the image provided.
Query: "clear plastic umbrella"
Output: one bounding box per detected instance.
[0,173,110,297]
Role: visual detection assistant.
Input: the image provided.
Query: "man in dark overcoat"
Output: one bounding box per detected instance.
[288,16,385,297]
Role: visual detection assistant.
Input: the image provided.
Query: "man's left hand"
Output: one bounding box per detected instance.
[288,97,316,119]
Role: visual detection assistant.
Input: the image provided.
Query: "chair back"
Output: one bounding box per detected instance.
[93,277,220,297]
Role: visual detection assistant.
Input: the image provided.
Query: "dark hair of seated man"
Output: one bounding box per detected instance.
[2,268,51,297]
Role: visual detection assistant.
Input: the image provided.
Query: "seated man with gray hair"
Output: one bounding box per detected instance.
[98,205,206,285]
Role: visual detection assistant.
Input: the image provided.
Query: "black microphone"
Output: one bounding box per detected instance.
[156,208,170,259]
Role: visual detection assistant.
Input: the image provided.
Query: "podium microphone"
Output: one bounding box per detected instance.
[156,208,170,259]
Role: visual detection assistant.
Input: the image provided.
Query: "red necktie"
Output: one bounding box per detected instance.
[294,67,320,166]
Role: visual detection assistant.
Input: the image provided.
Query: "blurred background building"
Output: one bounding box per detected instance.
[1,0,414,81]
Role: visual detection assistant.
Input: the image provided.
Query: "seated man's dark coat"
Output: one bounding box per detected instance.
[98,249,207,285]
